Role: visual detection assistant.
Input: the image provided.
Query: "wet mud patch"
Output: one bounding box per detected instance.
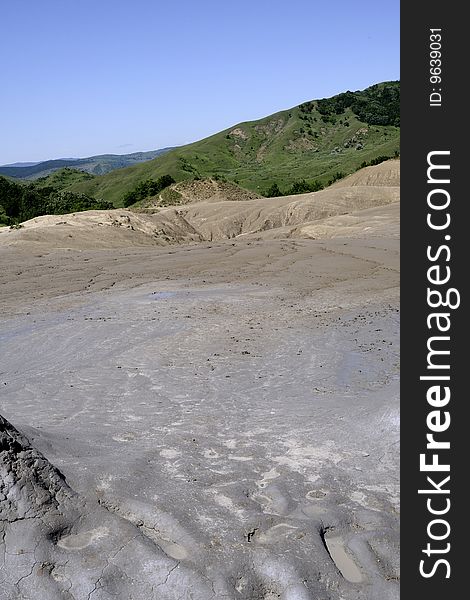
[322,528,363,583]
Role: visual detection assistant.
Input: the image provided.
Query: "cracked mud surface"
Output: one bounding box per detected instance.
[0,237,399,599]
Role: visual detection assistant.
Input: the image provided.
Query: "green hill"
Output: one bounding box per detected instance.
[31,167,96,189]
[67,81,399,207]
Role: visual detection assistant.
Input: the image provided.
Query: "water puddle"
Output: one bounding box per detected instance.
[324,532,363,583]
[147,286,255,303]
[150,291,177,300]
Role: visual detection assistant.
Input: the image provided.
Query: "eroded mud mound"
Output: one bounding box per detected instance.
[0,415,75,522]
[0,415,217,599]
[0,160,399,250]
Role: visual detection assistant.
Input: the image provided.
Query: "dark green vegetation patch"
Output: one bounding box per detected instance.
[311,81,400,126]
[122,175,176,207]
[0,175,113,226]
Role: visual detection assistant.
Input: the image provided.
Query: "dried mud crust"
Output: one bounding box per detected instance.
[1,235,399,599]
[0,415,76,522]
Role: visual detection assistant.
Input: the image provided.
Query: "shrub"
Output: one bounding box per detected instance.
[289,180,311,194]
[265,183,283,197]
[309,180,324,192]
[212,174,227,182]
[328,172,345,185]
[123,190,139,207]
[287,179,324,195]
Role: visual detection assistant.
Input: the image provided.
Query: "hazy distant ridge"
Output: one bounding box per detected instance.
[0,148,174,179]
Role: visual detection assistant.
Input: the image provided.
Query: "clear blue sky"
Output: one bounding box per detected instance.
[0,0,399,165]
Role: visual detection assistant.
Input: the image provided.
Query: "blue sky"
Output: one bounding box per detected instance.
[0,0,399,164]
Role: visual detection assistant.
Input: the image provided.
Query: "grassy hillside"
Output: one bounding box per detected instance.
[134,178,263,209]
[31,167,96,189]
[66,81,399,207]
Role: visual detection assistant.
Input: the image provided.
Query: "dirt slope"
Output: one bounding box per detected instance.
[331,158,400,188]
[146,178,263,207]
[0,160,399,249]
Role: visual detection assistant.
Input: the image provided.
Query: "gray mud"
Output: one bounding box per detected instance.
[0,238,399,599]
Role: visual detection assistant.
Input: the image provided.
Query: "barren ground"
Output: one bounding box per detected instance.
[0,161,399,599]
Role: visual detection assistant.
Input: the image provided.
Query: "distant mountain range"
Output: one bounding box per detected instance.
[2,161,45,168]
[0,148,174,180]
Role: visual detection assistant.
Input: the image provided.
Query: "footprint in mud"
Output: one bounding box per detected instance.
[57,527,109,550]
[252,484,290,516]
[155,538,187,560]
[305,489,327,500]
[256,468,280,489]
[159,448,182,459]
[97,496,195,562]
[256,523,300,545]
[290,488,330,518]
[138,526,188,560]
[322,529,364,583]
[210,492,248,522]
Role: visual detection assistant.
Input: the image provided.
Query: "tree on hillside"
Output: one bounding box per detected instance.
[157,174,176,189]
[265,183,283,197]
[327,172,345,185]
[0,175,113,224]
[0,176,22,219]
[288,179,323,195]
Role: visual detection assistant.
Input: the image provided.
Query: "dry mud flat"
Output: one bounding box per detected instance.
[0,160,400,250]
[0,234,399,600]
